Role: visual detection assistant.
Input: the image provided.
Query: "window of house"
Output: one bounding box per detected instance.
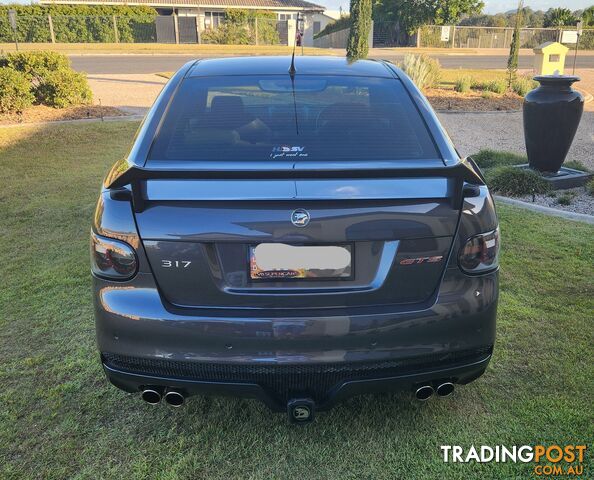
[204,11,225,29]
[278,13,298,20]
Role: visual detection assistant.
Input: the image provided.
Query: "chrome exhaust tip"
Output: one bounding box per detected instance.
[415,385,434,401]
[141,388,162,405]
[436,382,455,397]
[163,389,185,408]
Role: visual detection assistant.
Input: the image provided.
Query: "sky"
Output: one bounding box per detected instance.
[0,0,591,14]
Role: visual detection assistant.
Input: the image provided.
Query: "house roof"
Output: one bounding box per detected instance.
[39,0,325,11]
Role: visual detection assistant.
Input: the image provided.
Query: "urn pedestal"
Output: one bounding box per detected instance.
[523,75,584,174]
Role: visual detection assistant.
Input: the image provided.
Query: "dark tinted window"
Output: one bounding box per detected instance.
[148,75,439,162]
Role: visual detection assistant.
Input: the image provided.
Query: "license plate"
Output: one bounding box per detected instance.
[249,244,352,280]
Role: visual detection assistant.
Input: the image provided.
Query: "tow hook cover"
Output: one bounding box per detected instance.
[287,398,315,424]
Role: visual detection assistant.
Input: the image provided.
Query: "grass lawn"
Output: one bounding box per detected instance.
[439,69,509,89]
[0,121,592,479]
[0,43,337,56]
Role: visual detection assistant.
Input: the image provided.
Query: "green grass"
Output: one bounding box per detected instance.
[0,43,336,56]
[0,122,592,479]
[439,69,508,90]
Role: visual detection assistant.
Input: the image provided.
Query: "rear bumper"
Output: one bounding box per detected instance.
[102,351,491,412]
[94,268,498,410]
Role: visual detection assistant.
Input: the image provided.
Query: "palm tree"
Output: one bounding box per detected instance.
[582,6,594,27]
[544,8,576,27]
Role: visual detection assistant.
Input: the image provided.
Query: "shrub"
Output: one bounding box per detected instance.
[486,166,550,196]
[2,51,93,108]
[454,76,472,93]
[586,179,594,196]
[0,67,34,113]
[483,79,507,94]
[556,193,573,206]
[472,149,526,169]
[400,54,441,90]
[35,69,93,108]
[202,23,250,44]
[4,51,70,83]
[201,9,278,45]
[512,75,538,97]
[315,15,350,38]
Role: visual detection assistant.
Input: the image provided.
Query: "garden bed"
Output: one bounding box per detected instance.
[515,187,594,216]
[426,89,523,111]
[0,104,126,125]
[473,150,594,216]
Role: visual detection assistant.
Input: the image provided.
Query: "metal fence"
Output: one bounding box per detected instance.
[0,14,287,45]
[420,25,554,49]
[313,22,594,50]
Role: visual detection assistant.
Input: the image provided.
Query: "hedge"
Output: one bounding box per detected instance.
[0,5,157,43]
[201,9,279,45]
[315,15,350,39]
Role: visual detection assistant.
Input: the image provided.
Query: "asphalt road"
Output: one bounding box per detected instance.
[70,53,594,74]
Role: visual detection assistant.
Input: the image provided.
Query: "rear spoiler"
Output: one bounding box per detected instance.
[104,157,485,212]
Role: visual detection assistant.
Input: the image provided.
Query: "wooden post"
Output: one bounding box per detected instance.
[254,16,258,45]
[173,13,180,44]
[112,15,119,43]
[48,14,55,43]
[416,27,421,48]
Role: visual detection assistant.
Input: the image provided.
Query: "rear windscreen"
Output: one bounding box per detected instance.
[148,75,439,162]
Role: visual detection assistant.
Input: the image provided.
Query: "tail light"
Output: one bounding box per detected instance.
[458,227,500,274]
[91,231,137,280]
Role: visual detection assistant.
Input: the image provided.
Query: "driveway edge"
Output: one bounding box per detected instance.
[494,195,594,224]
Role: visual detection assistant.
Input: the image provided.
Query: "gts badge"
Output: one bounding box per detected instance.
[399,256,443,265]
[161,260,192,268]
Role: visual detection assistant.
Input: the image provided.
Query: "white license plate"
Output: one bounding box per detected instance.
[249,244,352,280]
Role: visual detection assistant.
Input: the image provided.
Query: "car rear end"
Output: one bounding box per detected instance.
[91,57,499,422]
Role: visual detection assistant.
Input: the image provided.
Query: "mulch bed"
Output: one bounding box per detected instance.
[0,105,127,126]
[425,89,524,111]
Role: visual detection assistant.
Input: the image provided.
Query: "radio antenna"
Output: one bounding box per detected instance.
[288,13,299,135]
[289,13,298,77]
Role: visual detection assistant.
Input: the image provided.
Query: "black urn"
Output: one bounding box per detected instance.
[523,75,584,173]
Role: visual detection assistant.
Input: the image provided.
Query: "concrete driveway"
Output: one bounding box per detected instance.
[439,111,594,170]
[87,73,168,115]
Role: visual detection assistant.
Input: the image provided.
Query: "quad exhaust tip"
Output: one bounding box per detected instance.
[436,382,455,397]
[141,388,162,405]
[415,385,434,401]
[164,389,185,407]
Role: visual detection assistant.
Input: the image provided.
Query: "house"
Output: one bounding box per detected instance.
[38,0,333,46]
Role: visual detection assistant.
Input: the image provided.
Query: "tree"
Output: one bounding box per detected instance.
[373,0,484,33]
[347,0,372,60]
[543,8,576,27]
[507,0,523,87]
[582,6,594,27]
